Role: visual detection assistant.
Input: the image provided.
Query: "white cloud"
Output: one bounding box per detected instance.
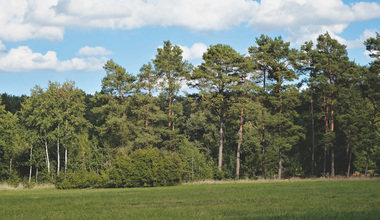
[0,46,106,72]
[0,41,5,51]
[180,43,208,60]
[77,46,113,56]
[249,0,380,45]
[0,0,64,41]
[344,29,378,49]
[0,0,379,47]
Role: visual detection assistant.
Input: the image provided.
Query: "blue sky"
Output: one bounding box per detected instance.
[0,0,379,96]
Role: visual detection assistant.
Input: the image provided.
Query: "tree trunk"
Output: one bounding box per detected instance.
[323,95,328,178]
[311,91,315,177]
[278,74,283,180]
[218,116,224,171]
[262,70,266,179]
[365,148,370,176]
[65,146,68,173]
[9,157,12,175]
[261,120,266,179]
[278,149,282,180]
[168,74,173,152]
[57,124,60,175]
[82,143,86,170]
[331,147,335,177]
[29,143,33,183]
[45,139,50,173]
[346,130,351,178]
[36,168,38,183]
[330,98,335,177]
[236,108,244,180]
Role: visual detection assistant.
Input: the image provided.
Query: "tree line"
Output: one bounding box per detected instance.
[0,32,379,188]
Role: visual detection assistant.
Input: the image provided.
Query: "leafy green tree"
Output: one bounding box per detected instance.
[153,41,191,151]
[93,60,137,152]
[190,44,243,171]
[248,34,276,178]
[311,32,350,177]
[0,97,22,180]
[250,35,303,179]
[362,33,380,176]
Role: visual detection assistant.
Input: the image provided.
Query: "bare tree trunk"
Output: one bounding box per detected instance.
[218,116,224,171]
[311,91,315,177]
[331,147,335,177]
[29,143,33,183]
[262,123,266,179]
[346,130,351,178]
[65,146,68,173]
[330,98,335,177]
[278,75,283,180]
[365,148,370,176]
[262,70,266,179]
[35,168,38,183]
[9,157,12,175]
[45,139,50,173]
[236,108,244,180]
[168,74,173,152]
[278,149,282,180]
[323,95,328,178]
[83,144,86,170]
[57,124,60,175]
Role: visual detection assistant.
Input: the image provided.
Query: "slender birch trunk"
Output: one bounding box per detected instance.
[236,108,244,180]
[323,95,328,178]
[29,143,33,183]
[365,148,370,176]
[330,98,335,177]
[65,146,68,173]
[57,124,60,175]
[218,116,224,171]
[45,138,50,173]
[36,168,38,183]
[9,157,12,175]
[346,130,352,178]
[311,91,315,177]
[278,75,283,180]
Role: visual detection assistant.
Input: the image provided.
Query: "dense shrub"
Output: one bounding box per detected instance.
[109,148,183,188]
[177,139,214,182]
[56,171,109,189]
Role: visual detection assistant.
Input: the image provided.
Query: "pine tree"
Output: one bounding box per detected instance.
[190,44,243,171]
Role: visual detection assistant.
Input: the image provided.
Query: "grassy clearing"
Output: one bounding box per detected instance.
[1,179,379,219]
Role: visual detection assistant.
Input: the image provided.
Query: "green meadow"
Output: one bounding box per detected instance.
[1,179,379,219]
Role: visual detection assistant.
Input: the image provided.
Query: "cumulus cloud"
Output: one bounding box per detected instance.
[0,41,5,51]
[0,0,380,46]
[344,29,378,49]
[77,46,113,56]
[180,43,208,60]
[0,45,106,72]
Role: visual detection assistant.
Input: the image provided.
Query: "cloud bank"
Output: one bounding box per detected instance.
[0,0,379,72]
[1,0,379,43]
[0,44,107,72]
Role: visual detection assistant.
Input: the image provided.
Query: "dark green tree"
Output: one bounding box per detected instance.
[190,44,243,171]
[153,40,191,151]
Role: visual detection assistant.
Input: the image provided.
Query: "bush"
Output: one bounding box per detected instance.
[108,148,183,188]
[56,171,109,189]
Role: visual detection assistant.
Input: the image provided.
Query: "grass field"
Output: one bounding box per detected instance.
[1,179,379,219]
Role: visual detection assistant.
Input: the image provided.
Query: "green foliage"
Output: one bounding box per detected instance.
[109,148,183,188]
[56,171,109,189]
[3,33,380,185]
[176,138,214,181]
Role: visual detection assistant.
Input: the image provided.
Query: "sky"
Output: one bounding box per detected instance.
[0,0,379,96]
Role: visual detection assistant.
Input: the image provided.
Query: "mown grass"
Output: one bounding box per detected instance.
[1,179,379,219]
